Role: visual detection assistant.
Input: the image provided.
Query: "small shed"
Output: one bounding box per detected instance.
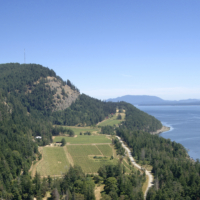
[35,136,42,139]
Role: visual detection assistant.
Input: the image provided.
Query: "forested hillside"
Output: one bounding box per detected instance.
[0,97,53,199]
[0,63,163,199]
[0,63,162,130]
[119,102,162,132]
[116,128,200,199]
[52,94,116,126]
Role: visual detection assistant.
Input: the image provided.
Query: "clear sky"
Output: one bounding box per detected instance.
[1,0,200,100]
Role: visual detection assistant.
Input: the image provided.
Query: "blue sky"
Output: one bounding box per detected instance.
[1,0,200,100]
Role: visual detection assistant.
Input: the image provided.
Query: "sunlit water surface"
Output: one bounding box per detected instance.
[136,106,200,160]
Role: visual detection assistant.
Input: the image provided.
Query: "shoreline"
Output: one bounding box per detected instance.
[151,126,196,162]
[150,126,170,135]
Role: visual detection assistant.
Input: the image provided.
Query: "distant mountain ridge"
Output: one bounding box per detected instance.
[107,95,200,105]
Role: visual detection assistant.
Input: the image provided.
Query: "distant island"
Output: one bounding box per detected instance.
[107,95,200,106]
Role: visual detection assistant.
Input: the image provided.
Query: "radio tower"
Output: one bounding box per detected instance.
[24,49,26,64]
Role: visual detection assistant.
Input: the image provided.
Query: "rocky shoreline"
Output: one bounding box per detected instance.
[150,126,170,135]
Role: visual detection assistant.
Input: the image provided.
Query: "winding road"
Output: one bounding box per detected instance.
[116,136,154,199]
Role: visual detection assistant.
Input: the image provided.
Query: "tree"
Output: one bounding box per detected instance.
[61,138,66,146]
[61,88,65,95]
[68,129,75,137]
[104,177,118,194]
[117,114,122,120]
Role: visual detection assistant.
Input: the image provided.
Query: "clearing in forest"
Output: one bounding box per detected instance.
[53,135,111,144]
[98,118,122,126]
[36,147,70,176]
[61,126,101,135]
[67,144,118,173]
[97,111,125,127]
[34,109,130,177]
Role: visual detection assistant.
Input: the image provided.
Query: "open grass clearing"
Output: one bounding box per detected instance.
[97,109,126,127]
[57,125,101,135]
[53,135,111,144]
[98,118,122,127]
[36,147,70,176]
[97,113,125,127]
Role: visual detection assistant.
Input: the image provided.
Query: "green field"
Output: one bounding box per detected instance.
[37,111,128,175]
[53,135,111,144]
[98,118,122,126]
[36,147,70,176]
[67,144,118,173]
[96,145,113,156]
[67,145,102,156]
[60,126,100,135]
[72,156,118,173]
[34,144,132,176]
[97,111,125,127]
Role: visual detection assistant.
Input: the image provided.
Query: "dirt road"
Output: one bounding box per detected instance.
[116,136,154,199]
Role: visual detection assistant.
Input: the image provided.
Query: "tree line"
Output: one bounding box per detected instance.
[116,128,200,199]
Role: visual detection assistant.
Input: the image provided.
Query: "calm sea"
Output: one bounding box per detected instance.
[136,105,200,160]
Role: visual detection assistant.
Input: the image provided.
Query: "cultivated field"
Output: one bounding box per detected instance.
[53,135,111,144]
[67,144,118,173]
[67,145,102,157]
[95,145,113,156]
[32,109,130,176]
[32,139,134,176]
[36,147,70,176]
[61,126,101,135]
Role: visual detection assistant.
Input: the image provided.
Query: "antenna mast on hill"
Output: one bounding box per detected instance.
[24,49,26,64]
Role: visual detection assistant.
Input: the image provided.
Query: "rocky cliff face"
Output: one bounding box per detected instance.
[45,76,80,111]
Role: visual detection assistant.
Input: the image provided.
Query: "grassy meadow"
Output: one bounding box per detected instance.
[61,126,101,135]
[98,112,125,127]
[98,119,122,126]
[36,147,70,176]
[53,135,111,144]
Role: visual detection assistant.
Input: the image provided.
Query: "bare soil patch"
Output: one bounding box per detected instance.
[95,184,104,200]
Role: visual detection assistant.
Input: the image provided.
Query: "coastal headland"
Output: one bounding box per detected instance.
[151,126,170,135]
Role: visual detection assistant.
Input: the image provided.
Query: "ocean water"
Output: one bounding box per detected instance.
[136,106,200,160]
